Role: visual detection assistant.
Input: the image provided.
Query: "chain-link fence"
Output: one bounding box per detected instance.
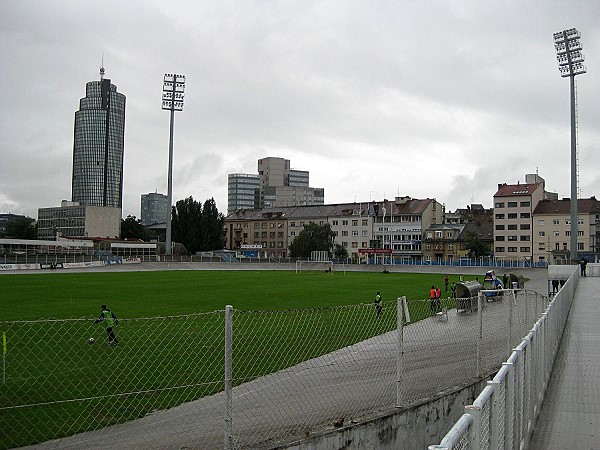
[1,290,547,449]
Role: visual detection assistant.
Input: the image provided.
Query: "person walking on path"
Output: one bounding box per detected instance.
[94,304,119,345]
[374,292,382,317]
[444,275,449,292]
[580,259,587,277]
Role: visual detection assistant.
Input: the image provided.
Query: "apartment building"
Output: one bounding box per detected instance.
[369,197,443,263]
[532,197,600,263]
[225,203,372,259]
[493,180,546,262]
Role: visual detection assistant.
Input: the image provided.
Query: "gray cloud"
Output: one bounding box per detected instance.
[1,0,599,219]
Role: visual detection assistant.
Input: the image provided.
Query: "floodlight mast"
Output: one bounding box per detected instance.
[553,29,586,262]
[162,74,186,256]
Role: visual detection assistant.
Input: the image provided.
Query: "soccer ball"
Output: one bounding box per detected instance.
[88,337,95,344]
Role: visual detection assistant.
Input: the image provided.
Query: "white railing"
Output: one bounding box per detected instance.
[429,266,578,450]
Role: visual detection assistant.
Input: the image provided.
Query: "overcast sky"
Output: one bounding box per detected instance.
[1,1,599,220]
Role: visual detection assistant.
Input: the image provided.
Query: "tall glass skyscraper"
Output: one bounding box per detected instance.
[71,68,126,208]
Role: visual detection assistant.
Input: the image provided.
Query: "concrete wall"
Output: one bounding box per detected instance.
[281,378,489,450]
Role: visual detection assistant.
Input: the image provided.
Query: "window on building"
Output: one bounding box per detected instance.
[578,243,584,250]
[520,247,530,252]
[352,220,358,226]
[520,213,530,219]
[495,246,505,252]
[553,231,560,237]
[508,247,517,252]
[352,230,359,236]
[578,230,584,236]
[520,201,531,207]
[507,201,517,207]
[362,230,368,237]
[538,219,545,226]
[332,220,338,226]
[362,219,368,226]
[508,213,517,219]
[495,213,505,219]
[507,224,518,230]
[448,243,454,250]
[496,236,505,241]
[539,243,545,250]
[342,220,348,226]
[495,202,505,208]
[351,242,358,248]
[520,235,530,241]
[507,235,517,241]
[520,224,530,230]
[495,224,505,230]
[539,231,545,237]
[341,230,348,236]
[553,219,560,225]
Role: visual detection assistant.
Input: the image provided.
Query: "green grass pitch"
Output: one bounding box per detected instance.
[0,269,473,448]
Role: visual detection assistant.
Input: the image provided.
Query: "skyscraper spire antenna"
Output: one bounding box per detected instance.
[100,53,105,80]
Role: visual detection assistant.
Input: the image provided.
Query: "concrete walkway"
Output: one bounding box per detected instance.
[528,275,600,449]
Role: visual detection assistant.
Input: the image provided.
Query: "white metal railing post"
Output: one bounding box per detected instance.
[487,380,501,449]
[503,361,515,449]
[224,305,233,450]
[465,405,482,450]
[514,346,524,449]
[396,296,404,407]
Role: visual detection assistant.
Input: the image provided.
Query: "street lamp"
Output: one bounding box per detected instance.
[162,73,186,255]
[553,28,586,263]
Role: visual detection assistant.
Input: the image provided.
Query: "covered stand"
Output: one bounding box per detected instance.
[455,280,482,313]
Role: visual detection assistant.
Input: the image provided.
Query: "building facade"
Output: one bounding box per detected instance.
[227,157,324,213]
[532,197,600,264]
[71,67,126,209]
[493,181,546,263]
[38,201,121,239]
[141,192,169,226]
[224,196,442,261]
[227,174,260,213]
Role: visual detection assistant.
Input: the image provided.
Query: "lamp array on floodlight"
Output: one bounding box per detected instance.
[162,74,186,111]
[553,29,586,77]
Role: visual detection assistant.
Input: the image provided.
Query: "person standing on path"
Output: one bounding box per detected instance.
[444,275,449,292]
[94,304,119,345]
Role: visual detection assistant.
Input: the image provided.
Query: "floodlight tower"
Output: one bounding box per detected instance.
[553,28,586,262]
[162,74,186,255]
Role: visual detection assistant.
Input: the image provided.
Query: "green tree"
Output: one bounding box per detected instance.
[200,198,225,251]
[120,215,149,240]
[171,196,225,254]
[289,222,336,258]
[5,217,37,239]
[464,231,490,258]
[333,243,348,259]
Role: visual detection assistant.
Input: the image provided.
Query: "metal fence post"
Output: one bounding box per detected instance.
[477,292,483,377]
[503,361,515,449]
[224,305,233,450]
[396,296,404,407]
